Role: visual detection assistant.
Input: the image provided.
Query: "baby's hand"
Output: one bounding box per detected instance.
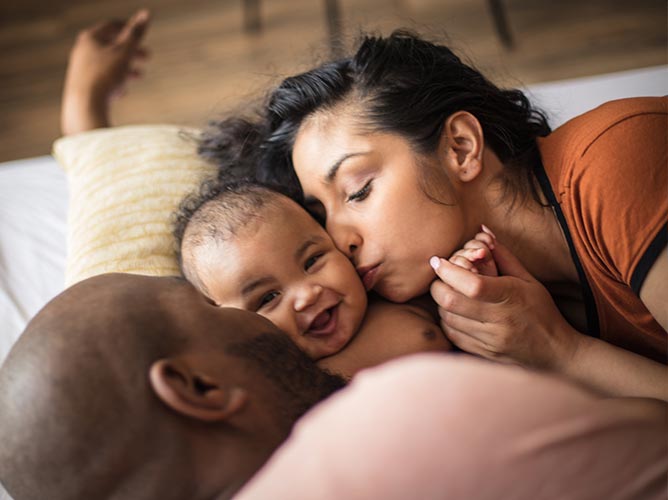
[61,9,150,135]
[448,225,499,277]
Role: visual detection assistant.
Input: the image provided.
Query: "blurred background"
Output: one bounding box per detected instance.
[1,0,666,162]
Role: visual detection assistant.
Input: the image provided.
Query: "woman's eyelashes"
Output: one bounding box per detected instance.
[346,179,372,202]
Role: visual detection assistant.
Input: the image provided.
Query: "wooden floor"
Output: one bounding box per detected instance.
[1,0,666,162]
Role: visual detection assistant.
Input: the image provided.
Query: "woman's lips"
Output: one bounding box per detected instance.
[305,305,339,337]
[358,264,380,291]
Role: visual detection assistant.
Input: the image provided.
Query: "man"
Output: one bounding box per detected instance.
[0,274,344,499]
[1,273,666,500]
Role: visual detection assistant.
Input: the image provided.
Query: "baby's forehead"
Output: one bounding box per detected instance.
[259,195,327,230]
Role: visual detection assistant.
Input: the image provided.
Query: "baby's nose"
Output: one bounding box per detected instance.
[294,283,323,311]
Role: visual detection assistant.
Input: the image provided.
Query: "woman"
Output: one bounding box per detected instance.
[203,31,667,400]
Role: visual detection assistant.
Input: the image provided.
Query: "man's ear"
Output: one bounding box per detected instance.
[439,111,484,183]
[149,358,248,422]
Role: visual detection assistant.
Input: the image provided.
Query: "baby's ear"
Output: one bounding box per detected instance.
[439,111,484,183]
[149,358,247,422]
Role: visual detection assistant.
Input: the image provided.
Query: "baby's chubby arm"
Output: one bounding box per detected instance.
[61,9,150,135]
[448,225,498,277]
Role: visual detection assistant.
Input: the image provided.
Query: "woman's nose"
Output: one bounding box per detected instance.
[293,283,323,311]
[327,220,362,260]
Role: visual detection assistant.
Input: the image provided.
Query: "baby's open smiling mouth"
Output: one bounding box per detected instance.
[305,304,340,337]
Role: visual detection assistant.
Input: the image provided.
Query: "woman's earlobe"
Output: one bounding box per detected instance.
[149,358,248,422]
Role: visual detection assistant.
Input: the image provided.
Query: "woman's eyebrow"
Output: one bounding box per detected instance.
[325,152,369,183]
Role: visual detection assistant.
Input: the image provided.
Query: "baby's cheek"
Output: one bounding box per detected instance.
[259,312,299,342]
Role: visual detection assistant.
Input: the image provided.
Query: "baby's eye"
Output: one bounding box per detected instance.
[258,291,280,309]
[346,180,372,203]
[305,253,324,271]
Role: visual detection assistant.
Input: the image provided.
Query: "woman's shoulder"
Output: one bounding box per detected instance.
[538,96,667,189]
[540,96,667,160]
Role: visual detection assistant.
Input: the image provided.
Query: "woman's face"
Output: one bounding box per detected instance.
[292,111,471,303]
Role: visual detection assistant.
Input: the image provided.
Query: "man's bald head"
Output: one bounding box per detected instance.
[0,274,344,500]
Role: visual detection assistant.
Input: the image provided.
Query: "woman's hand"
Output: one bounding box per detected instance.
[448,225,499,277]
[429,240,581,370]
[61,9,150,135]
[431,239,668,400]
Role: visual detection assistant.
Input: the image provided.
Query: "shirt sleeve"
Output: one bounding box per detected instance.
[235,354,668,500]
[568,102,667,294]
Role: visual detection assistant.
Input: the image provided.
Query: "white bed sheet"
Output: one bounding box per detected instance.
[526,65,667,127]
[0,156,68,365]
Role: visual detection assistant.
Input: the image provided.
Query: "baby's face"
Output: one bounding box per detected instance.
[201,197,368,360]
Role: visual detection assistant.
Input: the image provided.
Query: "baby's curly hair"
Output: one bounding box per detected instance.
[172,178,288,295]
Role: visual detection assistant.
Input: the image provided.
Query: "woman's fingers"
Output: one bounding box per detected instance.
[439,321,513,362]
[430,276,493,322]
[490,239,534,281]
[430,256,507,302]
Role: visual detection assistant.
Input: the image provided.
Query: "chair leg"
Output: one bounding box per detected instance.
[243,0,261,33]
[325,0,343,57]
[487,0,514,49]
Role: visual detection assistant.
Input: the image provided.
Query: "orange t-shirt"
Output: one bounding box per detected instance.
[537,97,667,363]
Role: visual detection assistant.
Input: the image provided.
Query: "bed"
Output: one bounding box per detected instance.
[1,64,666,369]
[1,68,667,500]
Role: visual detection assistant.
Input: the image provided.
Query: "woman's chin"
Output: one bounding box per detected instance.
[376,281,426,304]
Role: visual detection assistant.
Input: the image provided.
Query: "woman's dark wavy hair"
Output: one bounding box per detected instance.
[255,29,551,203]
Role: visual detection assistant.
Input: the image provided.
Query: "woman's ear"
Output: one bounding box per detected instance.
[149,358,248,422]
[440,111,485,183]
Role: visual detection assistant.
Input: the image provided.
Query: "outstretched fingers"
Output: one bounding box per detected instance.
[117,9,150,48]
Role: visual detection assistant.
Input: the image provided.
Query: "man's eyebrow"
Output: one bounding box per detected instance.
[241,277,274,297]
[325,152,368,183]
[295,235,325,261]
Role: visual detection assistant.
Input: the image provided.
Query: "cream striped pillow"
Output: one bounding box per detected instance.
[53,125,217,286]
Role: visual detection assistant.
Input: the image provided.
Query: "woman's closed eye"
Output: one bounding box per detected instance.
[346,180,372,203]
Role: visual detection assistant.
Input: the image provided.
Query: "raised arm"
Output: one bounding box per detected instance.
[61,9,150,135]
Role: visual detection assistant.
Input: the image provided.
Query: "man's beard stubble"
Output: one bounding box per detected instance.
[226,333,346,426]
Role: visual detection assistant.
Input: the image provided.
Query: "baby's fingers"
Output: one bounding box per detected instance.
[465,232,495,251]
[449,254,479,273]
[455,246,488,263]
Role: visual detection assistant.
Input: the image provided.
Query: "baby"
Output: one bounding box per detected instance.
[175,180,496,378]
